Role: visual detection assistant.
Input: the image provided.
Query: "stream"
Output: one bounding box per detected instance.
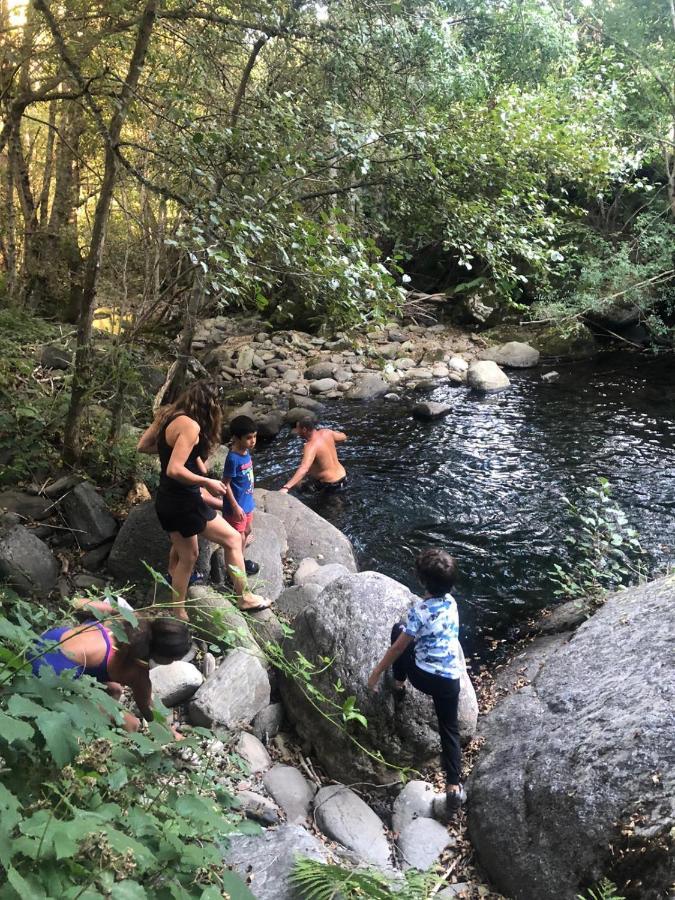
[255,352,675,663]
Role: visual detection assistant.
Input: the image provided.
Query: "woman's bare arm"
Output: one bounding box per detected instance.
[137,420,160,454]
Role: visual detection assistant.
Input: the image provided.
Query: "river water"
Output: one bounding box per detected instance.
[255,352,675,663]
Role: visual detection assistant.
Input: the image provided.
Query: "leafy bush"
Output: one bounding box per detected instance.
[550,478,646,602]
[0,587,257,899]
[577,877,626,900]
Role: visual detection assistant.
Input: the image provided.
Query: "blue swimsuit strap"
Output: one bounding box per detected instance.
[84,621,113,681]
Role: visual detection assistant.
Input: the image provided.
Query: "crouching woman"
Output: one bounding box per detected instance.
[30,610,190,737]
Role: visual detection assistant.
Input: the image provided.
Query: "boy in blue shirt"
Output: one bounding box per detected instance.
[204,415,259,577]
[368,548,465,819]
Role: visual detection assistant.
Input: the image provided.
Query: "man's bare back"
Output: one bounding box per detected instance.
[280,420,347,494]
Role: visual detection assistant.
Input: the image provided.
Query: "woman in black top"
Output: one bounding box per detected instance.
[138,380,269,620]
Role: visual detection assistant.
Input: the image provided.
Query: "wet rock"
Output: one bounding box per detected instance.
[392,780,435,832]
[541,370,559,383]
[447,356,468,373]
[279,571,477,783]
[397,817,453,870]
[253,702,284,742]
[412,401,453,421]
[468,575,675,900]
[290,394,324,412]
[0,490,53,521]
[276,583,322,621]
[394,358,416,371]
[384,393,401,401]
[479,341,539,369]
[345,374,389,400]
[263,764,316,824]
[313,785,390,868]
[467,360,510,393]
[236,732,272,773]
[225,824,330,900]
[0,523,59,595]
[284,406,311,425]
[189,648,270,729]
[149,661,203,707]
[61,482,117,549]
[255,489,357,571]
[256,410,285,440]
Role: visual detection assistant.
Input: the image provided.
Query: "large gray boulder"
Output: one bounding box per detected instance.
[345,374,389,400]
[189,648,270,728]
[246,511,285,601]
[225,825,330,900]
[263,765,316,824]
[279,571,477,783]
[313,785,390,868]
[466,360,510,393]
[0,490,53,520]
[60,481,118,548]
[254,490,356,571]
[107,501,213,586]
[468,576,675,900]
[0,523,59,595]
[478,341,540,368]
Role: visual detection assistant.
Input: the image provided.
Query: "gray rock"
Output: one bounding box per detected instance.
[43,475,83,499]
[253,703,284,742]
[40,344,72,370]
[394,358,416,371]
[279,571,477,783]
[236,732,272,773]
[263,765,316,824]
[236,346,255,371]
[447,356,468,373]
[309,378,338,394]
[235,789,280,826]
[81,540,114,572]
[256,410,285,440]
[189,648,270,729]
[313,785,390,868]
[305,362,337,380]
[493,633,569,696]
[535,599,592,636]
[293,557,319,585]
[284,407,308,426]
[300,562,351,590]
[412,401,453,421]
[466,360,510,393]
[0,523,59,595]
[254,489,357,571]
[149,661,203,707]
[388,329,409,343]
[108,501,213,586]
[225,824,330,900]
[61,482,117,549]
[0,491,53,521]
[468,576,675,900]
[384,393,401,401]
[437,883,474,898]
[246,511,285,601]
[397,817,453,870]
[276,583,322,621]
[345,374,389,400]
[408,367,434,380]
[291,394,324,412]
[479,341,540,369]
[541,370,560,383]
[392,780,436,833]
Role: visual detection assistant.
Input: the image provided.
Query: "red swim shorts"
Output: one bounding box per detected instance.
[224,510,254,533]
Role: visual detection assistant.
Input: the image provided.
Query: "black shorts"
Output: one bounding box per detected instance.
[309,475,347,494]
[155,490,216,538]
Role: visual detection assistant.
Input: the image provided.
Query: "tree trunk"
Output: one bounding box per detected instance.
[58,0,159,463]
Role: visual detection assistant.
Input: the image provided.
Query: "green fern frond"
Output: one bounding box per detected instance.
[577,877,626,900]
[290,856,438,900]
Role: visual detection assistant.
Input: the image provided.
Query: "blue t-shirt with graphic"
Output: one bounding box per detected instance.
[404,593,463,679]
[223,449,255,514]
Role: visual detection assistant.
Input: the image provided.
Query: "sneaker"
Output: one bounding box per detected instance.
[165,572,204,587]
[244,559,260,576]
[445,784,467,815]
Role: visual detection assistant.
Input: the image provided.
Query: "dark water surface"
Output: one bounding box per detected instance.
[255,353,675,662]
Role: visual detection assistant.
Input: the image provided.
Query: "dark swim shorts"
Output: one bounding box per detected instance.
[309,475,348,494]
[155,490,216,538]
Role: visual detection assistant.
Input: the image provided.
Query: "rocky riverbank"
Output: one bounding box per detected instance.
[1,465,673,898]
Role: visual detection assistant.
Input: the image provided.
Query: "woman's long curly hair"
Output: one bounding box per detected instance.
[156,380,223,454]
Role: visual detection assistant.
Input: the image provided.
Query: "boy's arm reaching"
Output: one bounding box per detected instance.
[367,632,414,690]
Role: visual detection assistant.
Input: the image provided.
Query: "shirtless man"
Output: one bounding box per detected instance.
[280,416,347,494]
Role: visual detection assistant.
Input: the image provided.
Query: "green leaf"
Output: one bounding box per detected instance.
[0,711,34,743]
[215,873,257,899]
[111,883,148,900]
[7,865,46,898]
[35,711,79,766]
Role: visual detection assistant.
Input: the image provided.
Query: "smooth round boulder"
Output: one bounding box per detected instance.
[467,360,510,393]
[479,341,540,368]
